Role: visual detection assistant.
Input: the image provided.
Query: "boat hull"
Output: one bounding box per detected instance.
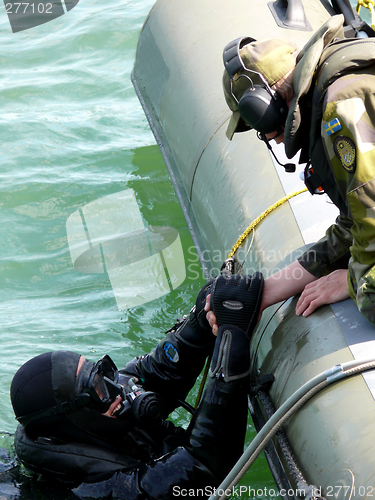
[132,1,375,496]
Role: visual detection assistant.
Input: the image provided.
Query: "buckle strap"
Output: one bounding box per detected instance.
[304,163,325,195]
[17,394,91,427]
[223,36,255,78]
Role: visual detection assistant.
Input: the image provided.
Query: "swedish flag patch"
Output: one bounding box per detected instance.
[324,118,342,136]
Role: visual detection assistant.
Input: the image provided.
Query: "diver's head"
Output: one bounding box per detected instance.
[222,37,298,140]
[10,351,132,446]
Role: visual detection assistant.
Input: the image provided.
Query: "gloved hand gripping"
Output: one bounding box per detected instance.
[208,272,264,381]
[210,272,264,338]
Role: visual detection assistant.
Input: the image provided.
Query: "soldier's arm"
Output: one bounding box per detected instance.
[321,73,375,323]
[297,214,353,278]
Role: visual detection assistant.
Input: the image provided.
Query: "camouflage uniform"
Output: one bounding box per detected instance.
[282,15,375,323]
[223,16,375,323]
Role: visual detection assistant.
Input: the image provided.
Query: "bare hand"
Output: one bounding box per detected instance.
[295,269,350,317]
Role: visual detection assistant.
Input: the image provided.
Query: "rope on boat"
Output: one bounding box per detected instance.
[356,0,375,29]
[194,188,308,407]
[227,188,308,259]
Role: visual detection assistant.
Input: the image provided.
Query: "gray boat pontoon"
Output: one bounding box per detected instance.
[132,1,375,497]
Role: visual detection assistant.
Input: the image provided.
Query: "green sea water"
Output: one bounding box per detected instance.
[0,0,274,497]
[0,0,371,498]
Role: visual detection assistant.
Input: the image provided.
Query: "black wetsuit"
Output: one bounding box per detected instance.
[15,320,248,500]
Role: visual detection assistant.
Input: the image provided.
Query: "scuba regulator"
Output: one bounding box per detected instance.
[114,374,164,426]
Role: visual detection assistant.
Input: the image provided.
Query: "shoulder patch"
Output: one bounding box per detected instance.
[333,135,356,173]
[324,118,342,136]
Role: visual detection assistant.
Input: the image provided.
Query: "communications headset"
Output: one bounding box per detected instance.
[223,37,296,172]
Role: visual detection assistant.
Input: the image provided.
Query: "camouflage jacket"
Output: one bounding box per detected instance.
[285,16,375,323]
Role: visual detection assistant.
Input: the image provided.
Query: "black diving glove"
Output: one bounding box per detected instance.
[209,324,251,381]
[209,272,264,339]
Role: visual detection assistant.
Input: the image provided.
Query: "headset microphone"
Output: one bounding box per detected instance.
[258,132,296,173]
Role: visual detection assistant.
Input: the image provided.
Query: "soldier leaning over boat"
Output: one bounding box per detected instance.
[213,14,375,328]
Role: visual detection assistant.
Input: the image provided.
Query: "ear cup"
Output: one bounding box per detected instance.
[238,85,288,134]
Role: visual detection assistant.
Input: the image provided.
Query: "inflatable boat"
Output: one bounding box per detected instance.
[132,1,375,498]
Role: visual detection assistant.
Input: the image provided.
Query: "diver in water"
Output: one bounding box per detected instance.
[11,272,263,499]
[218,15,375,327]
